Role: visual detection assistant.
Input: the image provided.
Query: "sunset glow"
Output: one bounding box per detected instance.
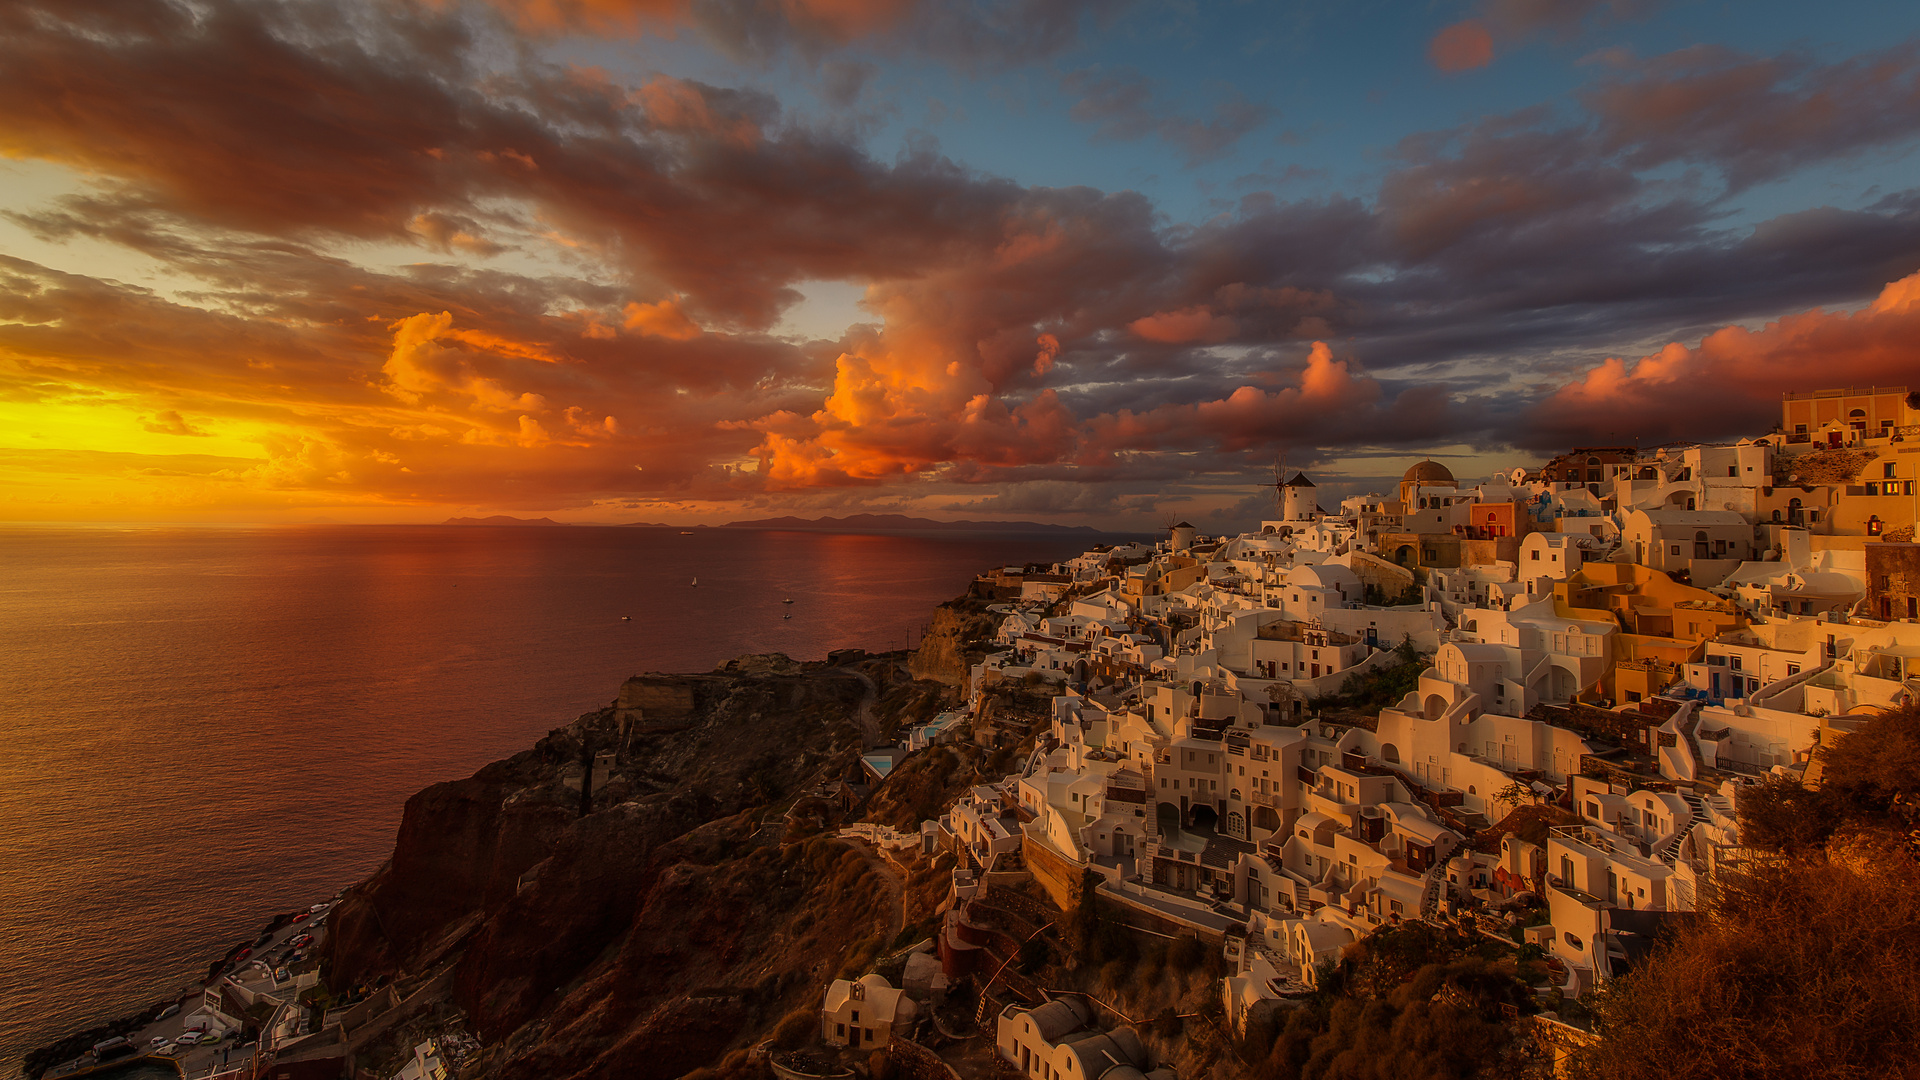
[3,1,1919,527]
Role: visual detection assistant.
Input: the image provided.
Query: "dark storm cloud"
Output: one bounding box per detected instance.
[3,0,1920,516]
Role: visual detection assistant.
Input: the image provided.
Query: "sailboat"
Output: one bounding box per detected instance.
[691,577,698,587]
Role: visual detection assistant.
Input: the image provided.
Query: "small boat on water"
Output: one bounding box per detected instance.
[783,613,791,619]
[620,616,631,621]
[782,598,794,604]
[691,577,698,587]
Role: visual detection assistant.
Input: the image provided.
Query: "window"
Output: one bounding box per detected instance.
[1565,932,1585,951]
[1670,545,1682,556]
[1888,463,1900,479]
[1531,550,1540,561]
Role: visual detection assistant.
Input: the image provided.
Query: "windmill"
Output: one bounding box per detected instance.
[1268,451,1316,522]
[1266,451,1291,517]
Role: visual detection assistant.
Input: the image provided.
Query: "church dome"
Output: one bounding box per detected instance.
[1402,459,1455,486]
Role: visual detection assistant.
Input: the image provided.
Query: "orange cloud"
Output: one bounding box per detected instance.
[635,76,763,146]
[142,410,212,437]
[1430,20,1494,72]
[454,0,685,34]
[381,312,551,413]
[1522,268,1920,446]
[1128,305,1238,344]
[622,297,703,341]
[473,0,910,39]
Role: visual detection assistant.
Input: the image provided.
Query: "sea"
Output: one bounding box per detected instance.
[0,524,1106,1072]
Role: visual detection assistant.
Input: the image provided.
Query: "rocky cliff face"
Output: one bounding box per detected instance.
[906,599,1000,687]
[322,657,902,1077]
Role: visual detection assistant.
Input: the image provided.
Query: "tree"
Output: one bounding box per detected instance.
[1575,706,1920,1078]
[1491,780,1534,813]
[1739,703,1920,851]
[1570,835,1920,1080]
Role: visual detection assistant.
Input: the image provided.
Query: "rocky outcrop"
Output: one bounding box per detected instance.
[323,657,908,1079]
[469,821,890,1080]
[907,601,1000,688]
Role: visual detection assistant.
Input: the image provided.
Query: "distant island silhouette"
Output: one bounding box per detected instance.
[719,514,1109,534]
[439,514,1120,534]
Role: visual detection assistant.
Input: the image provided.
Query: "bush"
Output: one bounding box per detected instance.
[1017,937,1051,974]
[1167,935,1207,973]
[1152,1007,1183,1039]
[772,1007,817,1049]
[1571,840,1920,1080]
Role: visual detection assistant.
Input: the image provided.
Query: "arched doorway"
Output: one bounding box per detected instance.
[1156,802,1182,838]
[1380,742,1400,764]
[1424,693,1448,720]
[1189,803,1219,832]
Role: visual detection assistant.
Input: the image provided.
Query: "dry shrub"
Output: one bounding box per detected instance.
[772,1005,817,1049]
[1573,833,1920,1080]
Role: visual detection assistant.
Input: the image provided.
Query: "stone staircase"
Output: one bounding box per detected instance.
[1418,866,1445,920]
[1656,792,1709,867]
[1679,705,1706,774]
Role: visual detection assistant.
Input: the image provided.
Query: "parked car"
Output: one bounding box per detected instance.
[173,1033,200,1047]
[155,1004,181,1021]
[291,912,310,924]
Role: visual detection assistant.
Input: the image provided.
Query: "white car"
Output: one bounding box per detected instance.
[173,1032,201,1047]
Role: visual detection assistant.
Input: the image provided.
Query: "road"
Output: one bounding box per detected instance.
[846,668,880,748]
[79,900,337,1079]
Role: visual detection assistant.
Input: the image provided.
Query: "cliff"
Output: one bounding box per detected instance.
[906,598,1001,687]
[322,655,929,1079]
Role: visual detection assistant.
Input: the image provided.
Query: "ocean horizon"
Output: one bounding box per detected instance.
[0,524,1102,1070]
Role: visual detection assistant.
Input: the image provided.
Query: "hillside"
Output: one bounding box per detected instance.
[319,653,967,1079]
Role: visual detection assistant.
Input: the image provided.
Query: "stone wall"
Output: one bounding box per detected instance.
[1020,833,1082,912]
[887,1035,962,1080]
[1866,542,1920,621]
[615,675,699,723]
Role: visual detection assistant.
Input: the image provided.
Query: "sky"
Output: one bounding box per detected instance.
[3,0,1920,530]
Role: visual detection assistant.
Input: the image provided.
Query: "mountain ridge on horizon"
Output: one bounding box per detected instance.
[439,513,1132,534]
[717,513,1117,535]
